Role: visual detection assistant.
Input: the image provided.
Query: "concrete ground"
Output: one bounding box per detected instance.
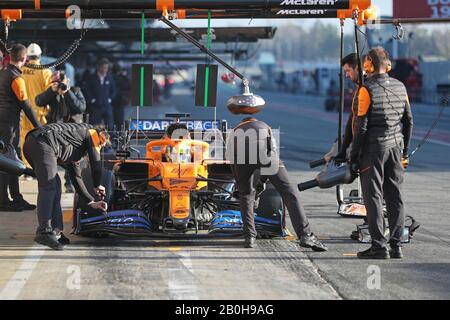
[0,83,449,300]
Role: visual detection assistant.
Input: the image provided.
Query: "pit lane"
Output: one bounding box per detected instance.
[1,83,449,300]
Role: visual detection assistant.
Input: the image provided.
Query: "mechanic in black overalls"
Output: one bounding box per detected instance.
[23,122,109,250]
[0,44,42,212]
[226,105,327,251]
[351,47,413,259]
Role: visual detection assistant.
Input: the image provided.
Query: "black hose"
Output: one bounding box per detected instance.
[24,28,88,70]
[298,179,319,192]
[309,158,327,169]
[1,24,87,70]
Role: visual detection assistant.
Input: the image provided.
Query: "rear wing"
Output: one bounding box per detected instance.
[126,119,228,140]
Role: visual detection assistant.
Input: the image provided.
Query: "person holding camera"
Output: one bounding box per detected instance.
[35,70,86,124]
[35,70,87,193]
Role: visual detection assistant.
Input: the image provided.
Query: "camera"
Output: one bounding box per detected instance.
[58,71,68,91]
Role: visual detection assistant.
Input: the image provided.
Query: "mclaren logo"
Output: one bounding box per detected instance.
[280,0,337,5]
[276,9,326,14]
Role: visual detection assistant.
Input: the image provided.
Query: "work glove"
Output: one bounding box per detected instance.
[349,157,360,178]
[89,201,108,213]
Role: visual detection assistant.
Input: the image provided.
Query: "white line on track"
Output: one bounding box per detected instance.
[0,245,45,300]
[168,250,199,300]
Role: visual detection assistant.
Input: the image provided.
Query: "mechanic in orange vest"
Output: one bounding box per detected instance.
[20,43,53,166]
[350,48,413,259]
[0,44,42,211]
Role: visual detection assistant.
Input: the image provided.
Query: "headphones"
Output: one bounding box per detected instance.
[363,54,392,74]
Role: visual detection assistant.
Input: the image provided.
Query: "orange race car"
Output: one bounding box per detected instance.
[72,114,286,238]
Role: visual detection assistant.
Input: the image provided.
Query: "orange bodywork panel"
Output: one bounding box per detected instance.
[111,139,210,219]
[170,190,191,219]
[108,138,210,219]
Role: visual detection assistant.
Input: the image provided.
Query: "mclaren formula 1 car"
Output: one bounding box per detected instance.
[72,114,287,238]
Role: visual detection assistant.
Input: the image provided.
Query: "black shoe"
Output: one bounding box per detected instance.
[350,230,359,241]
[389,247,403,259]
[12,199,36,211]
[0,201,24,212]
[35,233,64,250]
[57,232,71,245]
[244,236,257,248]
[357,247,389,259]
[299,233,328,252]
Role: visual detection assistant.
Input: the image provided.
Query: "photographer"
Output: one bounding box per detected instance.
[35,70,86,124]
[35,70,86,193]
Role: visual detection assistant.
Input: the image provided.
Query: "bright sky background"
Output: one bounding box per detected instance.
[373,0,393,17]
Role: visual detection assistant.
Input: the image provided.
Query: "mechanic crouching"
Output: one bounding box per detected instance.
[23,123,109,250]
[35,68,86,193]
[226,103,327,251]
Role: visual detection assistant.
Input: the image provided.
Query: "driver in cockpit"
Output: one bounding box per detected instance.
[162,123,191,163]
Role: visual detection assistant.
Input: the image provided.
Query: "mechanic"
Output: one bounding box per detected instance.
[20,43,53,166]
[35,67,87,193]
[23,122,109,250]
[0,44,42,212]
[350,47,413,259]
[226,108,327,251]
[327,53,360,163]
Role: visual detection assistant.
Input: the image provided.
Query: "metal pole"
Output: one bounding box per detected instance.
[338,19,345,150]
[336,18,345,205]
[365,17,450,25]
[160,16,246,81]
[0,0,363,10]
[14,10,450,22]
[16,8,359,20]
[353,11,364,87]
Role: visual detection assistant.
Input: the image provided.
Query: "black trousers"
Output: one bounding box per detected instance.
[23,135,63,234]
[0,128,23,205]
[232,163,311,238]
[113,105,125,131]
[360,147,405,249]
[89,104,114,130]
